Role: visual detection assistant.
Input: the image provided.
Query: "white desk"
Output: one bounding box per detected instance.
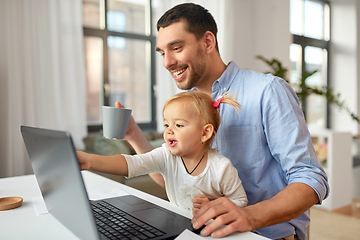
[0,171,268,240]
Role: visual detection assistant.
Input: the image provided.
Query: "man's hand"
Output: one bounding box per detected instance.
[115,101,140,142]
[192,183,319,238]
[191,197,252,238]
[192,194,209,215]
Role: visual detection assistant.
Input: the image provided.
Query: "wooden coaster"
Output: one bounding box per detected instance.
[0,197,23,211]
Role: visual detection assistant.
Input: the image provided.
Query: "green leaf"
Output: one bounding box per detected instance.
[256,55,360,124]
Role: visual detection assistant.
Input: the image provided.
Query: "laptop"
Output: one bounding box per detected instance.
[21,125,201,240]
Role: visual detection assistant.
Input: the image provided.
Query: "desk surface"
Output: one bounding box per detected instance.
[0,171,268,240]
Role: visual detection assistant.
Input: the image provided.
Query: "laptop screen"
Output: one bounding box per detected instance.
[21,126,100,240]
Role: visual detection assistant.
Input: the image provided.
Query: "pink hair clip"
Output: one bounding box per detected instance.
[212,97,223,109]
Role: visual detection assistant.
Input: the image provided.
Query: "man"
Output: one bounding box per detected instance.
[120,3,329,240]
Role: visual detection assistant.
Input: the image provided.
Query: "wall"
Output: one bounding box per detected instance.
[330,0,359,135]
[358,1,360,136]
[219,0,291,75]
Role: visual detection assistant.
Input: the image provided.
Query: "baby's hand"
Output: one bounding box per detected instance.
[192,194,209,215]
[76,151,92,170]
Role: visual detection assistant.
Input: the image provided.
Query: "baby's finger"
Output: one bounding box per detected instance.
[193,202,203,209]
[192,208,199,215]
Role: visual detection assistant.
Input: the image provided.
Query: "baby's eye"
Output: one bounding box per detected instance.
[176,124,184,128]
[164,123,169,128]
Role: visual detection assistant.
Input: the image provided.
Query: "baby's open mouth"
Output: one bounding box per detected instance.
[168,139,178,147]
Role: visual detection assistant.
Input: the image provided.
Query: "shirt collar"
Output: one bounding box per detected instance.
[189,61,240,98]
[212,61,239,98]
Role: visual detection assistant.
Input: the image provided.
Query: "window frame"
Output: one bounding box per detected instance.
[291,0,331,127]
[83,0,157,133]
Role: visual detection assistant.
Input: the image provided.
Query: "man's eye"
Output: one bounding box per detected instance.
[173,46,182,51]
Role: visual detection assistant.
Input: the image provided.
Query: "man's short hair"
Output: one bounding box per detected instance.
[157,3,219,53]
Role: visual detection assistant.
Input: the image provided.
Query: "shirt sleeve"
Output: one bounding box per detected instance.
[261,77,329,203]
[217,158,248,207]
[123,145,168,178]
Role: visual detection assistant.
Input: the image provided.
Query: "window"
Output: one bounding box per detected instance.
[82,0,157,132]
[290,0,330,129]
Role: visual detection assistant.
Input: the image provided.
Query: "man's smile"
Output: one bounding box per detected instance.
[171,67,187,80]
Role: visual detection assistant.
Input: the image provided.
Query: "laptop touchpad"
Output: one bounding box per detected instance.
[134,208,176,222]
[119,195,147,205]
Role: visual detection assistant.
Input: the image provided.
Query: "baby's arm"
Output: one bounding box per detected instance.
[191,158,247,214]
[219,160,248,208]
[76,151,129,176]
[223,170,248,207]
[228,186,248,208]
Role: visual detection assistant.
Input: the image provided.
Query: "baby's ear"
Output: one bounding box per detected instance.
[202,124,214,142]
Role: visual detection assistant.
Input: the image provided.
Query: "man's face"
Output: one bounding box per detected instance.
[156,21,207,90]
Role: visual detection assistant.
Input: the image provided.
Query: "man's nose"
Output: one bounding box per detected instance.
[163,52,176,69]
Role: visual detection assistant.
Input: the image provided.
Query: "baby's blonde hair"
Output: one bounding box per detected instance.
[163,91,241,148]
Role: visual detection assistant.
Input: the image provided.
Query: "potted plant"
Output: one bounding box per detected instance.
[256,55,360,124]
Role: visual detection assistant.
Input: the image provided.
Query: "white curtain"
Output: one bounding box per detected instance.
[153,0,229,131]
[0,0,87,178]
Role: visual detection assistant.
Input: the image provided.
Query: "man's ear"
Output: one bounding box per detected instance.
[203,31,216,54]
[202,124,214,143]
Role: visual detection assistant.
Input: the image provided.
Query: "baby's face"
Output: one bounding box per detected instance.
[163,101,204,157]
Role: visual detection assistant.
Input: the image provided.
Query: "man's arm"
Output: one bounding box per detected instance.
[115,101,166,188]
[192,182,318,238]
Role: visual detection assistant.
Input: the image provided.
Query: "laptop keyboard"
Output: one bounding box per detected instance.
[91,201,165,240]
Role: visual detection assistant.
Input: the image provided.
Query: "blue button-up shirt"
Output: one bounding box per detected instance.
[208,62,329,240]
